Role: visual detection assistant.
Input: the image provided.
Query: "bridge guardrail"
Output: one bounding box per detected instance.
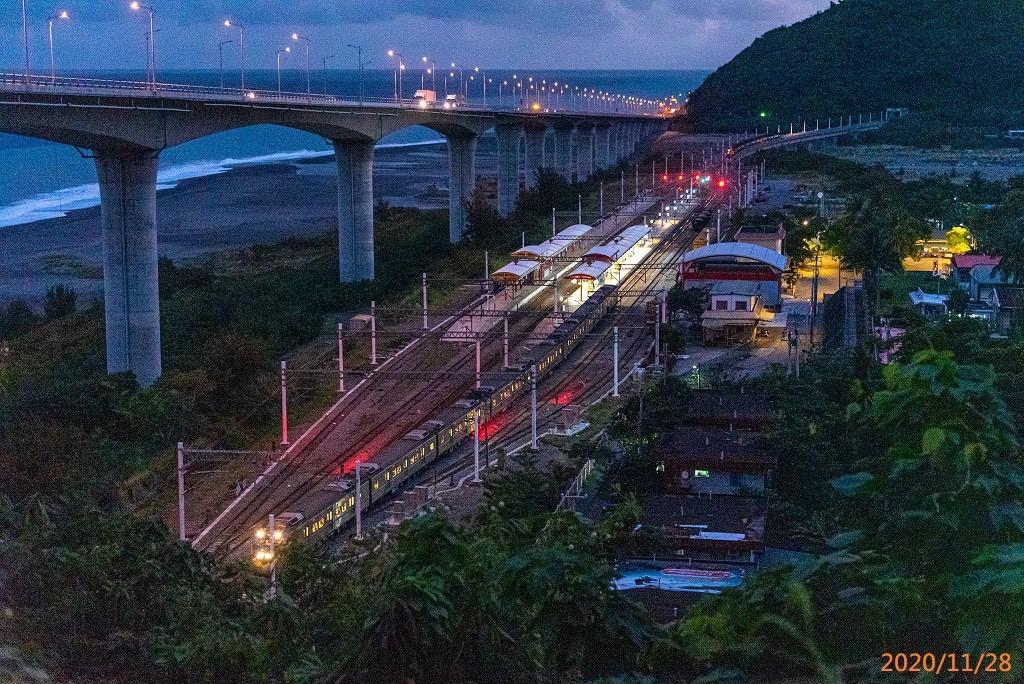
[0,72,657,117]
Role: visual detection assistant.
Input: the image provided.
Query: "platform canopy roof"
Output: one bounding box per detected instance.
[584,225,648,264]
[491,259,539,284]
[513,223,592,260]
[568,261,612,282]
[683,242,789,273]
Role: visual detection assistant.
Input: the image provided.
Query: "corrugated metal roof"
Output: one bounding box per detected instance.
[683,242,789,272]
[513,224,593,260]
[568,261,611,282]
[491,260,539,282]
[583,225,648,263]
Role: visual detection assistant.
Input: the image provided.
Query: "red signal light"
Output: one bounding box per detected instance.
[717,179,727,188]
[662,174,668,181]
[677,174,683,181]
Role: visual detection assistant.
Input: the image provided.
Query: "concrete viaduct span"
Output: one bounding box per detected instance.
[732,114,890,159]
[0,78,666,387]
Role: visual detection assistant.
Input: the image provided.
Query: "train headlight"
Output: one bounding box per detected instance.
[255,529,265,539]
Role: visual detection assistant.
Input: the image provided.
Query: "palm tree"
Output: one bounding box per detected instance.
[831,192,928,355]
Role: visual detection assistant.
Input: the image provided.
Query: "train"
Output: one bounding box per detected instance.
[290,284,619,545]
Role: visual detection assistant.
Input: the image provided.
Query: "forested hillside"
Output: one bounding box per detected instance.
[685,0,1024,134]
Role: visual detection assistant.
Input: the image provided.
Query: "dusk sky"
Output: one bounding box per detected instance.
[1,0,832,73]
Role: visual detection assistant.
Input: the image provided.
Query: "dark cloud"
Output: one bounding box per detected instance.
[0,0,831,70]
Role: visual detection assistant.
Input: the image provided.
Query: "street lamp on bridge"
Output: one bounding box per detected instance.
[130,2,157,90]
[275,47,290,94]
[322,54,335,95]
[291,33,311,97]
[387,50,404,101]
[223,19,246,90]
[47,10,69,84]
[217,39,233,89]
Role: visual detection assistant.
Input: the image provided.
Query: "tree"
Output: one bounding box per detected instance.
[830,192,929,345]
[1,300,39,339]
[43,285,76,321]
[948,286,970,315]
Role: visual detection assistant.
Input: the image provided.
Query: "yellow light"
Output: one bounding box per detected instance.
[273,530,283,541]
[130,1,140,9]
[223,19,231,26]
[418,99,428,108]
[285,46,290,52]
[59,10,68,18]
[256,529,265,539]
[292,33,299,40]
[388,49,394,57]
[422,56,428,62]
[246,91,255,99]
[532,102,540,111]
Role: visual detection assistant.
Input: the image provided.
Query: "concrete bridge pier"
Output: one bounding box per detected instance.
[553,124,574,182]
[574,124,594,181]
[523,125,546,190]
[95,151,162,388]
[594,123,612,170]
[447,133,478,242]
[334,139,375,282]
[495,122,522,216]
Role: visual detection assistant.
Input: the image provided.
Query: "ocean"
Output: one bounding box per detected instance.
[0,69,708,228]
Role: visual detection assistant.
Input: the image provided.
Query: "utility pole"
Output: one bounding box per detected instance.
[503,315,509,368]
[280,360,288,445]
[578,194,582,225]
[338,323,345,392]
[355,461,362,539]
[530,364,539,451]
[422,273,428,330]
[475,336,482,389]
[370,300,378,365]
[268,513,277,598]
[176,442,186,541]
[612,326,620,397]
[654,299,661,368]
[472,410,482,483]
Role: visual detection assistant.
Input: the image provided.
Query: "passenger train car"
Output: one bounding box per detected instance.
[295,285,618,544]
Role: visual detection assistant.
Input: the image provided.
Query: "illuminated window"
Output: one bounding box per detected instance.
[695,469,710,478]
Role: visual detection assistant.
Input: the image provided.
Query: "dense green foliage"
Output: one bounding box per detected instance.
[0,165,648,683]
[685,0,1024,136]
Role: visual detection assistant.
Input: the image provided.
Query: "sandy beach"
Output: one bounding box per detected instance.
[0,137,497,305]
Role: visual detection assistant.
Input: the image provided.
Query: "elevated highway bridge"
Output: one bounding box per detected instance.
[0,74,666,386]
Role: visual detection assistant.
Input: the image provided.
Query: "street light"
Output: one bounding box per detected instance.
[474,66,486,107]
[387,49,404,101]
[21,0,30,83]
[348,44,366,103]
[223,19,245,90]
[292,33,311,97]
[322,54,334,95]
[47,10,69,84]
[130,2,156,89]
[275,47,290,94]
[217,39,233,89]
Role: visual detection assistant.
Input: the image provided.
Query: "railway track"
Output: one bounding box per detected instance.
[200,307,552,557]
[423,193,719,484]
[196,196,679,555]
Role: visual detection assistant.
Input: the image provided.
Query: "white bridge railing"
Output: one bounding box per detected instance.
[0,72,658,117]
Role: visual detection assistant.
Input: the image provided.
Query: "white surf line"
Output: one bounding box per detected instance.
[193,293,487,548]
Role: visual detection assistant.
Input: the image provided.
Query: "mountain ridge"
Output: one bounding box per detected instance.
[684,0,1024,134]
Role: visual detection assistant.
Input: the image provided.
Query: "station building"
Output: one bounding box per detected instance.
[679,242,789,308]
